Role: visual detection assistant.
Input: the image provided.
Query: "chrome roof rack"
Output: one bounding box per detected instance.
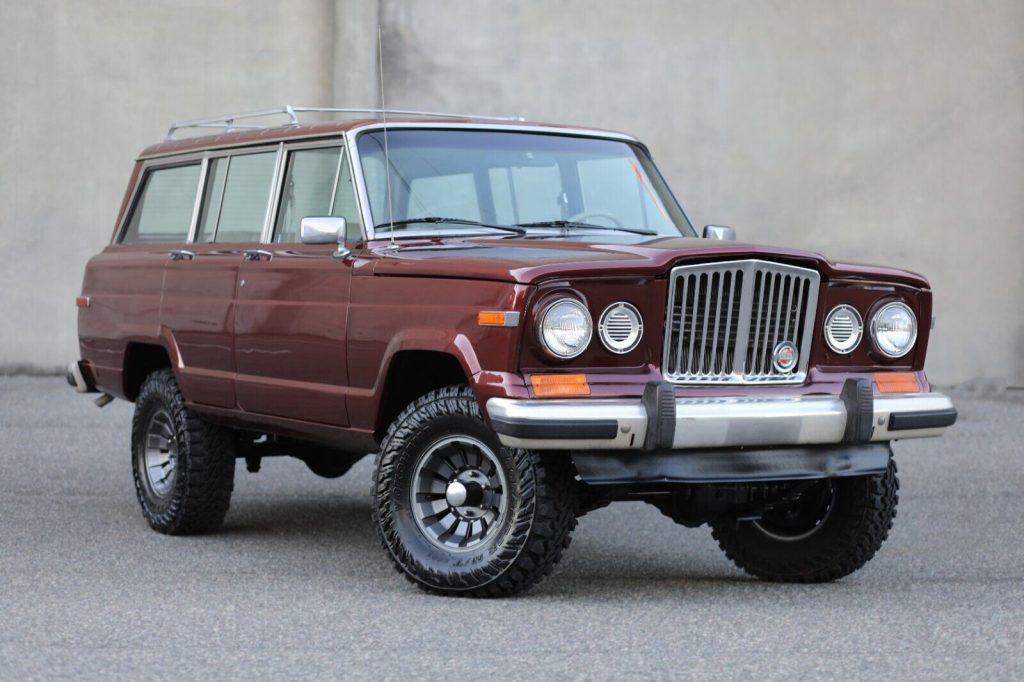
[165,105,524,140]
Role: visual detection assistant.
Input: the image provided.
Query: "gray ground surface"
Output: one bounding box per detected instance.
[1,377,1021,680]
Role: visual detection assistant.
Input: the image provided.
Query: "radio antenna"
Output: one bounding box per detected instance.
[378,24,396,249]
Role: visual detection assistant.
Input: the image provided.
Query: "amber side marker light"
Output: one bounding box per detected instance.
[874,372,920,394]
[530,373,591,397]
[478,311,520,327]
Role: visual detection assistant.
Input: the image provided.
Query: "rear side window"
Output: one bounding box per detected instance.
[121,164,200,243]
[196,151,277,243]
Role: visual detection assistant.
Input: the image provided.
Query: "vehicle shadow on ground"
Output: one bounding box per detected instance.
[207,495,783,596]
[216,498,378,547]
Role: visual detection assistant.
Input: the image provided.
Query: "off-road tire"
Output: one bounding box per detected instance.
[372,385,577,597]
[131,369,235,534]
[710,460,899,582]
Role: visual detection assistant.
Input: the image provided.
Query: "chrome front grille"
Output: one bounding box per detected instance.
[663,260,820,384]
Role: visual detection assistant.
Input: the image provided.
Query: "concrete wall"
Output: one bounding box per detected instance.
[1,0,1020,386]
[0,0,336,371]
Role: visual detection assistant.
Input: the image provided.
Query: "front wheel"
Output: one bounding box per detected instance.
[372,386,577,597]
[710,459,899,582]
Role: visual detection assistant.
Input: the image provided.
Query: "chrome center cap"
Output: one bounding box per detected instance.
[445,480,468,507]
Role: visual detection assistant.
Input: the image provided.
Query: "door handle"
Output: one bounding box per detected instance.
[169,249,195,261]
[242,249,274,262]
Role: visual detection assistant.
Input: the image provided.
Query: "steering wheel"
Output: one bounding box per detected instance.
[567,211,623,228]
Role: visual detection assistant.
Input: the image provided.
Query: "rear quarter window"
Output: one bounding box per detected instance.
[120,164,200,243]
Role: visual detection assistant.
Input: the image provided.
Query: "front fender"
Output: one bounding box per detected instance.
[345,276,532,430]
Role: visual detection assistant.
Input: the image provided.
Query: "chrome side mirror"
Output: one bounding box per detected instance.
[301,216,350,258]
[702,225,736,241]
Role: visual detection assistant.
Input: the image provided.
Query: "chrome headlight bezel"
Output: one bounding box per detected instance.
[870,301,918,359]
[823,304,863,355]
[536,297,593,360]
[598,302,644,354]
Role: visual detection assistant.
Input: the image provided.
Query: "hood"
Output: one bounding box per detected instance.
[364,235,930,288]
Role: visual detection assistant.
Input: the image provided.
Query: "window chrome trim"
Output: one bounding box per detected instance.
[340,136,369,243]
[345,128,375,242]
[259,143,287,244]
[185,158,209,244]
[327,147,345,217]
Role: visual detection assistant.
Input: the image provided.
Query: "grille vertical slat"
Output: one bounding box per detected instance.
[709,272,724,373]
[673,274,687,374]
[760,273,777,374]
[699,273,714,375]
[721,270,739,375]
[791,276,804,345]
[686,275,700,374]
[748,272,762,375]
[662,260,820,384]
[780,275,794,352]
[765,273,781,373]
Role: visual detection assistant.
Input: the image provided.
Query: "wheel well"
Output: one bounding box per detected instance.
[124,343,172,401]
[375,351,469,438]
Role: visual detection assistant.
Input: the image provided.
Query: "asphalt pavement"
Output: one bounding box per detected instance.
[1,376,1022,680]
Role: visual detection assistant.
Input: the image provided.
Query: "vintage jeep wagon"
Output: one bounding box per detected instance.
[70,106,956,596]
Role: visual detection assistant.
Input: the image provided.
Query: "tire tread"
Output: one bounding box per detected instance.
[371,385,576,597]
[710,460,899,583]
[131,369,235,535]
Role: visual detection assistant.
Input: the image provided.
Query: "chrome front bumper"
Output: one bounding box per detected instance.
[487,387,957,451]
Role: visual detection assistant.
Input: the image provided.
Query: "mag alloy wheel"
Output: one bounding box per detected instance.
[139,408,179,498]
[410,435,509,552]
[752,480,836,542]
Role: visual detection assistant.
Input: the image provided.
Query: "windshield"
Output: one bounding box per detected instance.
[355,129,695,238]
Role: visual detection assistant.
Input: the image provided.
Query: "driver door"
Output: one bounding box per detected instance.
[233,143,365,426]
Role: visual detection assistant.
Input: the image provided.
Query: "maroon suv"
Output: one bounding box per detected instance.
[69,107,956,596]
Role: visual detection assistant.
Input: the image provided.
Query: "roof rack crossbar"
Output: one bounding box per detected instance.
[165,105,523,140]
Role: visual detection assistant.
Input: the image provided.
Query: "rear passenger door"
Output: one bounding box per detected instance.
[233,143,364,427]
[105,163,201,396]
[160,148,279,408]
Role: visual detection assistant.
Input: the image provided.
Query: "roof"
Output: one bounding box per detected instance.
[138,107,638,159]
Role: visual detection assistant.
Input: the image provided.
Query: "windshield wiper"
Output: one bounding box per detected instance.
[374,216,526,236]
[515,220,656,236]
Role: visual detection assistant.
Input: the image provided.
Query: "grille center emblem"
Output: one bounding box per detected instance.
[772,341,799,373]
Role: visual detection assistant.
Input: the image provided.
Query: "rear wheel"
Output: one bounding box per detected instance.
[131,369,235,534]
[372,386,577,597]
[710,460,899,582]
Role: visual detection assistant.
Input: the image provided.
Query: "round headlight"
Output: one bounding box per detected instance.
[824,304,863,354]
[598,302,643,354]
[537,298,593,359]
[871,302,917,358]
